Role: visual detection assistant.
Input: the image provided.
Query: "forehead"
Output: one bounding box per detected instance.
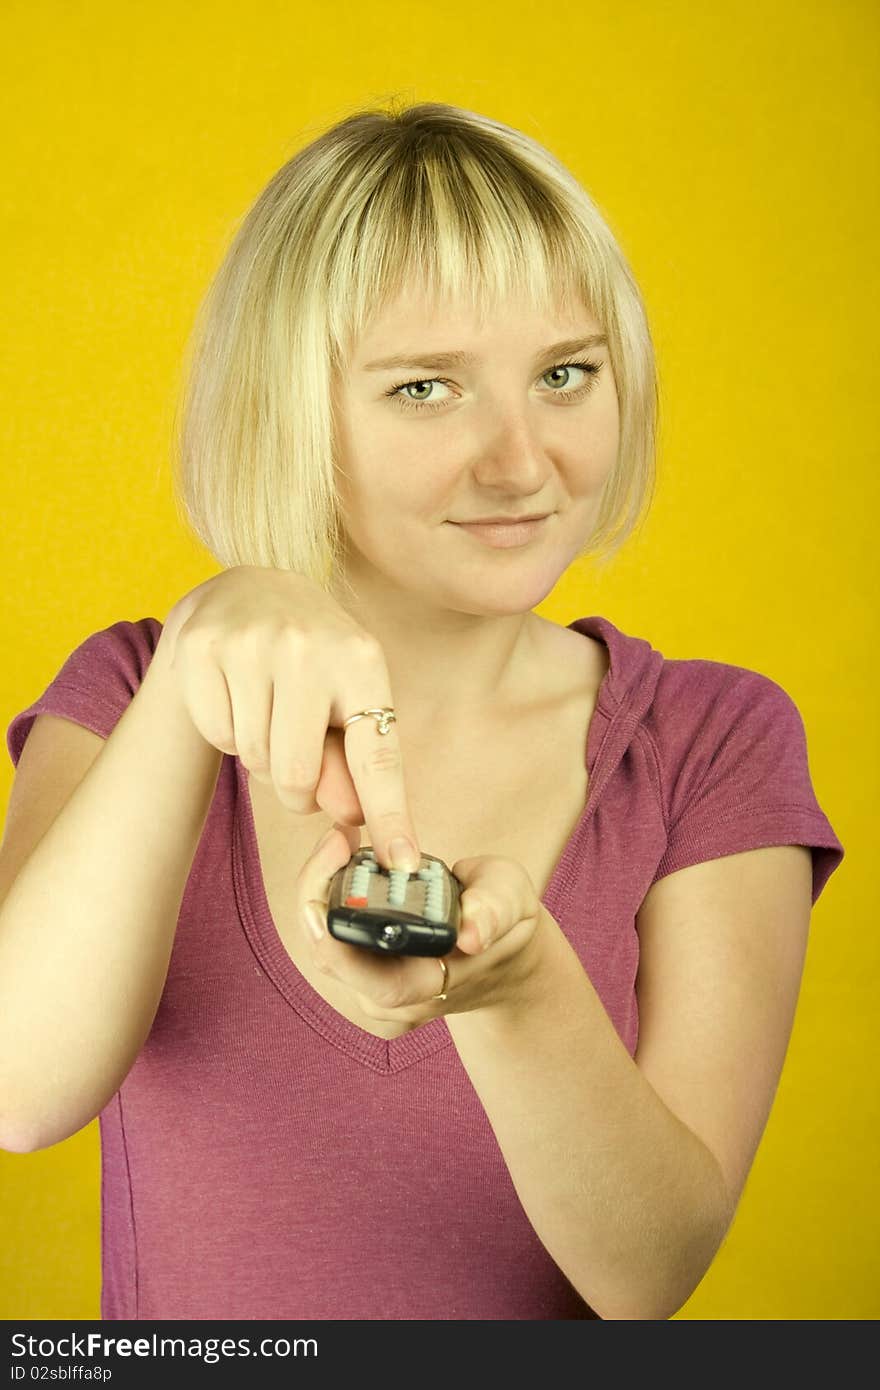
[348,282,602,361]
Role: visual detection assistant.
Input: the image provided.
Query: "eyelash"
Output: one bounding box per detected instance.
[383,359,604,413]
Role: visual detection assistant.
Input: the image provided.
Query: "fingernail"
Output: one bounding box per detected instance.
[303,903,324,942]
[389,838,420,873]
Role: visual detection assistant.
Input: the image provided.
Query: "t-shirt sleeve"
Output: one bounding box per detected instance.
[651,665,844,906]
[6,618,164,769]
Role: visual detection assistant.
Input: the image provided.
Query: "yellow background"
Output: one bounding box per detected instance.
[1,0,876,1321]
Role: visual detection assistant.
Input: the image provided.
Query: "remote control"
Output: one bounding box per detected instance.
[326,847,462,956]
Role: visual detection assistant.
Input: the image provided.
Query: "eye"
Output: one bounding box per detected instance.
[542,361,603,394]
[386,377,454,412]
[383,359,604,414]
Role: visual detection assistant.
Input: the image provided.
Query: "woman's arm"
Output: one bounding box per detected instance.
[0,642,223,1151]
[445,843,813,1321]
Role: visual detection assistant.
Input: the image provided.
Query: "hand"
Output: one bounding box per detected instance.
[295,822,548,1027]
[155,564,423,873]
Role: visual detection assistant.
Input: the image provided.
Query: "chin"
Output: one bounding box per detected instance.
[455,576,562,615]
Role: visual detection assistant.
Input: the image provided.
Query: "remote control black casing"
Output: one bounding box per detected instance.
[326,847,461,956]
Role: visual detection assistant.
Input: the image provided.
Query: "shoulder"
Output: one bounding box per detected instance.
[6,618,164,768]
[646,654,803,766]
[63,616,165,690]
[653,651,791,714]
[642,651,844,903]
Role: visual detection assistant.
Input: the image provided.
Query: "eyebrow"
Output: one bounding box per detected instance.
[362,333,609,372]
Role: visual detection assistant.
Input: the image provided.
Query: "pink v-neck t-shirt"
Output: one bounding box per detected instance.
[6,614,844,1320]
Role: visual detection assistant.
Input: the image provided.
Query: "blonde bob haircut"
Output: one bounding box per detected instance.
[171,99,659,592]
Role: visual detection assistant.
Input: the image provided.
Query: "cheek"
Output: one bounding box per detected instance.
[565,425,618,507]
[347,442,448,519]
[335,464,433,552]
[605,387,622,450]
[587,396,621,477]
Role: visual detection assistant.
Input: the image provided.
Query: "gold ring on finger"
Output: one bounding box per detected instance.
[430,956,449,1002]
[342,708,397,736]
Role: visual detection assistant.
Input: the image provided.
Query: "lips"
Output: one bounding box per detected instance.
[457,513,548,524]
[449,515,550,548]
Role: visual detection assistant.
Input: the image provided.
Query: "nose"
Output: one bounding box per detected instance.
[470,399,553,490]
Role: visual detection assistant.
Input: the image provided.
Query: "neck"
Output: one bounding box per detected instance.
[328,579,546,730]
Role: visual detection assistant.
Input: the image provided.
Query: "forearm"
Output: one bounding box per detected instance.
[0,640,223,1152]
[445,911,734,1321]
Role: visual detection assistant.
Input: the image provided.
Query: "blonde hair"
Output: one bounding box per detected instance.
[171,99,660,591]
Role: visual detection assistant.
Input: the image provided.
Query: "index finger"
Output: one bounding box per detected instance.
[341,698,421,874]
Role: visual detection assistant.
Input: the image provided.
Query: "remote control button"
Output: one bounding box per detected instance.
[387,869,409,907]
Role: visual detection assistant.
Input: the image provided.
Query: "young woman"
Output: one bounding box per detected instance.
[0,101,844,1321]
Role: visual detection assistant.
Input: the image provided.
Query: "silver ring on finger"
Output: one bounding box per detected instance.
[342,708,397,736]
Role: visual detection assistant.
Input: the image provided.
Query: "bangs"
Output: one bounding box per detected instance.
[325,140,608,362]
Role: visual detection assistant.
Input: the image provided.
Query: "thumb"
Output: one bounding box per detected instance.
[451,857,494,955]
